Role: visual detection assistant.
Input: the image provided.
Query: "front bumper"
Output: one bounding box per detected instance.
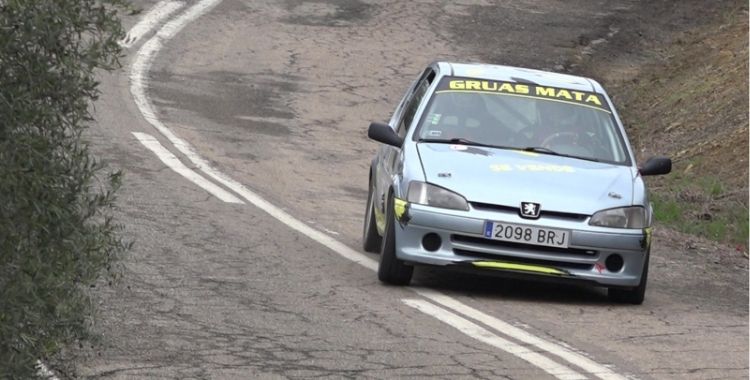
[394,202,650,288]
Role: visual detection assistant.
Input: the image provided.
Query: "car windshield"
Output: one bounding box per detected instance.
[415,76,631,164]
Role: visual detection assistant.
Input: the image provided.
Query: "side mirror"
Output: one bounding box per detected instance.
[368,122,402,148]
[639,156,672,176]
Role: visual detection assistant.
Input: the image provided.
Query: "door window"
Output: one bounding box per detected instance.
[397,69,435,138]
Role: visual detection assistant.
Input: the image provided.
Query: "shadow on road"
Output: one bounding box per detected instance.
[412,266,614,306]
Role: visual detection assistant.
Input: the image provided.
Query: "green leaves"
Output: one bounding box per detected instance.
[0,0,130,378]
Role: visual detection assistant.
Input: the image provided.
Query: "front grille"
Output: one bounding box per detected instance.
[451,234,598,257]
[470,202,517,213]
[453,248,594,271]
[470,202,589,221]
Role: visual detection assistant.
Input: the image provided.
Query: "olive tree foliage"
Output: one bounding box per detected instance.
[0,0,131,377]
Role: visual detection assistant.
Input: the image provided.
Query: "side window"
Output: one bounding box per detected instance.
[397,69,435,138]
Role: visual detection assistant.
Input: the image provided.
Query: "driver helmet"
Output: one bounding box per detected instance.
[535,100,579,143]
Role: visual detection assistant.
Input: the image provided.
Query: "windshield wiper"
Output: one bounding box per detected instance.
[419,138,514,150]
[419,137,488,146]
[523,146,603,162]
[523,146,558,154]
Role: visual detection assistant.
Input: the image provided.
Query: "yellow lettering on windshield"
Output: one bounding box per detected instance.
[481,81,498,91]
[443,80,606,110]
[465,81,481,90]
[536,87,556,97]
[498,82,516,93]
[556,89,572,100]
[534,86,604,107]
[585,94,602,106]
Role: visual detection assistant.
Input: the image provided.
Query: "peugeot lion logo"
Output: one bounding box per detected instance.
[520,202,541,219]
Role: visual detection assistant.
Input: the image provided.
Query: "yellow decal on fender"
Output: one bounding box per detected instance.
[394,198,408,220]
[472,261,567,276]
[642,226,652,249]
[374,207,386,233]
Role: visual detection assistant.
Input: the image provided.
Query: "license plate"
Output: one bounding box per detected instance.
[483,221,570,248]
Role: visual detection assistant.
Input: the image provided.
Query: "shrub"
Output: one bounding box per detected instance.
[0,0,130,377]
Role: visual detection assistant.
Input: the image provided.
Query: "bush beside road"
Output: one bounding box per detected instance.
[0,1,130,378]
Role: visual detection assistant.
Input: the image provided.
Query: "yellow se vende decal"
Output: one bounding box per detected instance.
[490,164,575,173]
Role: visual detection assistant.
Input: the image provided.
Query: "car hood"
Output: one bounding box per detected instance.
[416,143,636,215]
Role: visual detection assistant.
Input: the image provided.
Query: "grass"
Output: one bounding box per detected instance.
[602,4,748,252]
[650,171,749,248]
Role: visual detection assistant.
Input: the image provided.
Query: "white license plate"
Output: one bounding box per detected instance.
[483,221,570,248]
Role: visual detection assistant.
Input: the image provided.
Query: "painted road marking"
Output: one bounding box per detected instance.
[415,289,628,380]
[132,132,243,204]
[403,299,586,380]
[127,1,631,378]
[120,0,185,48]
[130,0,258,208]
[130,0,378,270]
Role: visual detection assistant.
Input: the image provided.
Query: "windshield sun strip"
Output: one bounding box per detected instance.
[433,89,613,114]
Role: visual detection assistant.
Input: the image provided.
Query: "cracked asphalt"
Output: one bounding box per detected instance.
[74,0,748,378]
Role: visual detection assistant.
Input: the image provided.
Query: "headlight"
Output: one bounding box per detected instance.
[407,182,469,211]
[589,206,646,229]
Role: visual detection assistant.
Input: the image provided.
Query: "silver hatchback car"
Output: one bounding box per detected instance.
[363,62,671,304]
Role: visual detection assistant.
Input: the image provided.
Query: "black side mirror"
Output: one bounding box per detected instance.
[368,122,402,148]
[639,156,672,176]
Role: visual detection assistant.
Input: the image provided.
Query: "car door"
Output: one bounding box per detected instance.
[374,68,435,216]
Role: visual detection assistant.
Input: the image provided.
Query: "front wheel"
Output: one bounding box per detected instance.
[608,252,649,305]
[377,194,413,285]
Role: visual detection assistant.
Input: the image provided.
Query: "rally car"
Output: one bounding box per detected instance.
[362,62,671,304]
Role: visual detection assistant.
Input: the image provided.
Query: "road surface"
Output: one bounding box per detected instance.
[74,1,748,378]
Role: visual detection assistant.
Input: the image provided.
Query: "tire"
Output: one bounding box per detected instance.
[377,194,413,285]
[362,179,382,253]
[608,252,649,305]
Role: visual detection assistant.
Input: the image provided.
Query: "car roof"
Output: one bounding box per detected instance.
[436,62,601,93]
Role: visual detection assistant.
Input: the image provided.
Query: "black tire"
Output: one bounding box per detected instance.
[377,194,413,285]
[362,179,382,253]
[609,252,649,305]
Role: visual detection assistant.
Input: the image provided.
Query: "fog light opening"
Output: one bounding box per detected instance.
[605,254,624,272]
[422,233,442,252]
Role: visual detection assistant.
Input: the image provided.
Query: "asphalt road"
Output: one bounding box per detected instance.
[76,0,748,378]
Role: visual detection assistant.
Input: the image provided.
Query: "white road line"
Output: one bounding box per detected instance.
[132,132,243,204]
[195,169,380,271]
[120,1,185,48]
[415,289,629,380]
[127,1,629,378]
[403,299,586,380]
[129,0,379,271]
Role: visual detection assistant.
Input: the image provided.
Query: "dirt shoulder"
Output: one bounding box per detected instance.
[576,0,749,253]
